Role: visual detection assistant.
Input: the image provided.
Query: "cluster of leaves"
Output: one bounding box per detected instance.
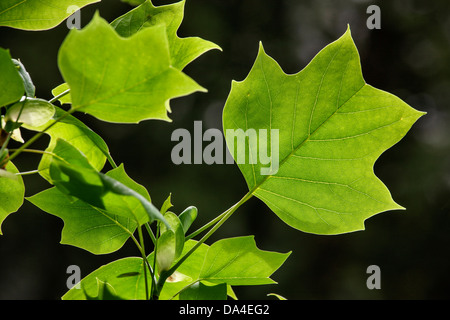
[0,0,423,300]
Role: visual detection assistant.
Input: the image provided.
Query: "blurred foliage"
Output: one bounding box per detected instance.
[0,0,449,299]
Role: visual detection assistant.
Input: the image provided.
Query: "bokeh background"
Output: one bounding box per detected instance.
[0,0,449,299]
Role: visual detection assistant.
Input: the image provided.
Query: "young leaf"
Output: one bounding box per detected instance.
[0,0,100,31]
[6,98,55,127]
[58,13,205,123]
[0,48,24,107]
[178,206,198,234]
[223,27,425,235]
[0,162,25,235]
[12,59,35,98]
[160,194,173,215]
[156,211,184,272]
[111,0,221,70]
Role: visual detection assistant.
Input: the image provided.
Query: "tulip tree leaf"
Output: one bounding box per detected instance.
[28,163,155,254]
[58,13,206,123]
[199,236,290,286]
[111,0,221,70]
[0,48,24,107]
[223,27,425,235]
[62,237,288,300]
[0,162,25,235]
[0,0,100,30]
[37,139,167,227]
[27,186,137,254]
[62,257,148,300]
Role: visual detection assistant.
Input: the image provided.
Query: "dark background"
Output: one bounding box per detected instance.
[0,0,449,300]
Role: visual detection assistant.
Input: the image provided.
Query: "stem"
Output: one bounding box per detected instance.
[15,169,40,176]
[185,207,232,241]
[152,191,253,299]
[0,98,26,158]
[144,223,157,245]
[49,89,70,104]
[150,223,160,300]
[137,226,150,300]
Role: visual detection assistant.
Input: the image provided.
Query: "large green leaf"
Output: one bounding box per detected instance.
[28,164,154,254]
[111,0,221,70]
[58,13,205,123]
[0,48,24,107]
[0,162,25,235]
[0,0,100,30]
[223,27,425,235]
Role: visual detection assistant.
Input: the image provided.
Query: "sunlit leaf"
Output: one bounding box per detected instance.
[223,27,425,235]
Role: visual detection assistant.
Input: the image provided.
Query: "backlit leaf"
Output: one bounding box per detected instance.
[111,0,221,70]
[0,162,25,235]
[58,13,205,123]
[0,48,23,107]
[0,0,100,30]
[223,27,425,235]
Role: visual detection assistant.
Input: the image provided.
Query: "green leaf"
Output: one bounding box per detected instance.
[62,257,148,300]
[46,139,166,227]
[28,163,159,254]
[6,98,55,127]
[160,193,173,215]
[179,282,227,300]
[0,162,25,235]
[267,293,287,300]
[0,0,100,30]
[49,139,105,208]
[223,27,425,235]
[63,237,285,300]
[162,237,289,299]
[85,279,122,300]
[156,211,184,272]
[24,106,110,181]
[0,48,24,107]
[178,206,197,234]
[27,186,138,254]
[12,59,35,97]
[58,13,206,123]
[199,236,290,286]
[111,0,221,70]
